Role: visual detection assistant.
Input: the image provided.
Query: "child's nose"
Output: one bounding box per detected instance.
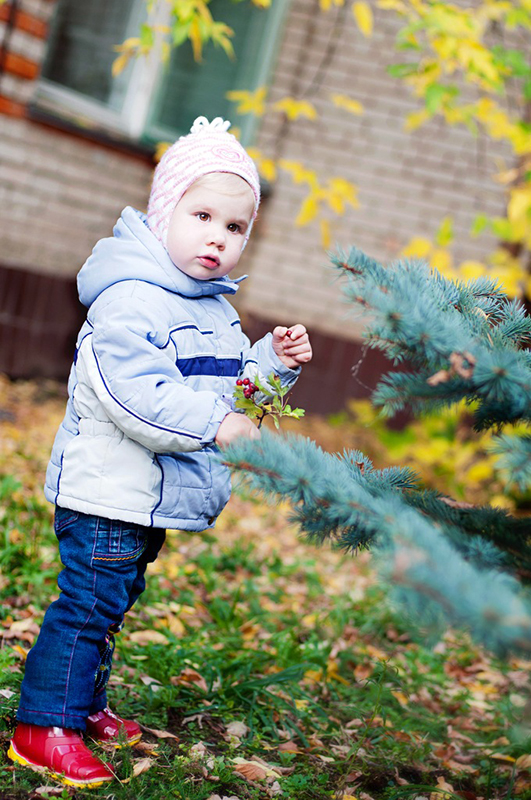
[207,226,226,249]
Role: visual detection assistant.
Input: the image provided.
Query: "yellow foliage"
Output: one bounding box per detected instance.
[251,0,271,6]
[247,148,277,182]
[326,177,359,212]
[466,457,498,484]
[278,160,319,189]
[401,237,432,258]
[189,17,202,61]
[226,87,267,116]
[273,97,318,121]
[377,0,407,11]
[296,194,320,227]
[352,1,373,36]
[431,248,453,274]
[320,218,332,249]
[507,187,531,226]
[319,0,343,9]
[404,109,431,131]
[112,37,142,76]
[459,261,487,281]
[154,141,171,163]
[331,93,364,115]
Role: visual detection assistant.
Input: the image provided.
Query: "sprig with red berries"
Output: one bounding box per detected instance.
[233,373,305,429]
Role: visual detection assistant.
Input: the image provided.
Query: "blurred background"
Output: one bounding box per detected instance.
[0,0,526,413]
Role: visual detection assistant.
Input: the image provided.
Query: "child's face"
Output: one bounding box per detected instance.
[166,178,255,281]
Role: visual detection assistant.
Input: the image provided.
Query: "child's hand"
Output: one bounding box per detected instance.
[215,412,261,448]
[272,324,312,369]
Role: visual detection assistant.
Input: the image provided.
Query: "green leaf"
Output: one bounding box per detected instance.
[140,23,155,49]
[425,84,458,114]
[172,22,190,47]
[435,216,453,247]
[387,63,419,79]
[471,213,490,237]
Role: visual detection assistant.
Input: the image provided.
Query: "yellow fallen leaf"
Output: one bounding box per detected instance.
[489,752,516,763]
[391,690,409,707]
[11,644,28,660]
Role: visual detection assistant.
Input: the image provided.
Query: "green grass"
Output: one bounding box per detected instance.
[0,469,529,799]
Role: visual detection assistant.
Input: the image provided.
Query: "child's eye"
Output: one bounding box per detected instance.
[197,212,210,221]
[228,223,242,233]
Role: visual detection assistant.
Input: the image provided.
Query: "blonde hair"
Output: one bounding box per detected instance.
[191,171,255,200]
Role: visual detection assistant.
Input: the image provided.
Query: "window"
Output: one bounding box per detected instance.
[34,0,289,146]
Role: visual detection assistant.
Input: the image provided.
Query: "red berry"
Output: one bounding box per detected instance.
[243,378,250,385]
[286,330,293,338]
[244,389,251,398]
[236,379,243,386]
[249,383,257,392]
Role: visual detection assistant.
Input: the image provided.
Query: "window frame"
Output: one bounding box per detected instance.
[32,0,291,147]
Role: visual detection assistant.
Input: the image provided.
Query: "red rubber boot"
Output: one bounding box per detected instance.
[86,707,142,747]
[8,722,114,787]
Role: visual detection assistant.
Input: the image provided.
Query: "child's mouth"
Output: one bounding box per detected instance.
[198,255,220,269]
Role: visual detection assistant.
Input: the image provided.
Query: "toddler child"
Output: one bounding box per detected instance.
[8,116,312,787]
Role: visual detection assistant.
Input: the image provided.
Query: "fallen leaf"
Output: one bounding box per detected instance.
[133,757,153,776]
[510,693,527,707]
[31,787,67,797]
[190,742,208,759]
[489,752,517,763]
[138,723,179,740]
[129,630,169,646]
[433,775,454,794]
[234,762,267,781]
[516,753,531,770]
[9,618,39,633]
[277,740,300,753]
[0,688,15,699]
[226,721,249,739]
[170,667,208,693]
[391,690,409,707]
[140,675,163,688]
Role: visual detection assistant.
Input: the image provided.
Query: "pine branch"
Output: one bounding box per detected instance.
[333,249,531,426]
[494,434,531,492]
[223,431,531,656]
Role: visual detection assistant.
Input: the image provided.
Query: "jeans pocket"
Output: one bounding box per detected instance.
[54,507,80,533]
[92,518,148,564]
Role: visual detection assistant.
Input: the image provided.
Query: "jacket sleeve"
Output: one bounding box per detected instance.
[239,331,301,394]
[77,296,232,453]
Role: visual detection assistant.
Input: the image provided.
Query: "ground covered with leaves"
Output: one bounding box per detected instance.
[0,376,530,800]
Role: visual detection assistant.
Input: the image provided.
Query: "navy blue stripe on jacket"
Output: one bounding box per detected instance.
[176,356,241,378]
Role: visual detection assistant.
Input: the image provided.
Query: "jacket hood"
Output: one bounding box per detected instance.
[78,206,244,308]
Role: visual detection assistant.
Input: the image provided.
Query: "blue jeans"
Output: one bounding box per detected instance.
[17,507,165,730]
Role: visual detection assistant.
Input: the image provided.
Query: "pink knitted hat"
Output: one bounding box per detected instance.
[147,116,261,246]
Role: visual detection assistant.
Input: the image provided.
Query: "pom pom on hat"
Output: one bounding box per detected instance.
[147,116,261,246]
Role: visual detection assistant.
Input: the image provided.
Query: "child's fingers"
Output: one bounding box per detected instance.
[285,324,307,341]
[273,325,289,341]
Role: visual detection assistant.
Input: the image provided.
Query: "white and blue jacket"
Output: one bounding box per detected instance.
[44,207,299,530]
